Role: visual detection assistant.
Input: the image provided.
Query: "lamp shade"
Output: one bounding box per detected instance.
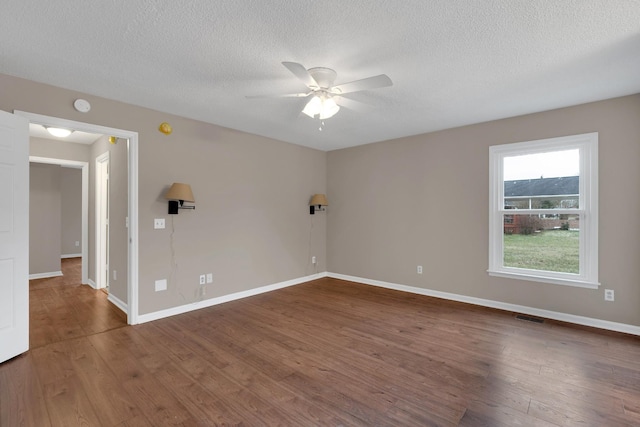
[165,183,195,202]
[309,194,328,206]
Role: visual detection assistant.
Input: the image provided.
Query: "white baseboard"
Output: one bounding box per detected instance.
[29,271,63,280]
[137,272,328,324]
[108,293,128,314]
[328,272,640,337]
[61,253,82,259]
[86,278,97,289]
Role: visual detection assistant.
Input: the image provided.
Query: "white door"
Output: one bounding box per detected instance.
[0,110,29,363]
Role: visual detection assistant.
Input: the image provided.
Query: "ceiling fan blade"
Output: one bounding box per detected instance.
[334,96,374,112]
[282,62,319,88]
[246,92,310,99]
[332,74,392,94]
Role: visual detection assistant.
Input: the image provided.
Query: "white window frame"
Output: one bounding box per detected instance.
[488,133,599,289]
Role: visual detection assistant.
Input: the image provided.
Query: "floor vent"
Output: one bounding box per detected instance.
[515,314,544,323]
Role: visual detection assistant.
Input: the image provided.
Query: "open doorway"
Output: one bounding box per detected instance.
[28,157,89,284]
[16,110,139,324]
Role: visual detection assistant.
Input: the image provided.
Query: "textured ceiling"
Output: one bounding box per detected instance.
[2,1,639,151]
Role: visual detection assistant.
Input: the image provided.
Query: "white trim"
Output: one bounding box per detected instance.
[488,269,599,289]
[327,272,640,336]
[61,253,82,259]
[108,293,128,314]
[126,135,139,325]
[95,151,109,291]
[29,156,86,167]
[126,266,640,336]
[136,269,639,335]
[29,156,89,284]
[17,111,139,325]
[86,278,97,289]
[29,271,63,280]
[81,163,88,284]
[137,272,328,324]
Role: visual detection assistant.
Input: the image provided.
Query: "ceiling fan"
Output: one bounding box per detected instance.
[247,62,393,120]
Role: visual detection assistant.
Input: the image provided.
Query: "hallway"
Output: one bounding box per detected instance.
[29,258,127,349]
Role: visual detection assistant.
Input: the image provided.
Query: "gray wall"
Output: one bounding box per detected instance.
[30,137,90,162]
[29,163,61,275]
[60,167,82,256]
[2,73,327,315]
[14,71,638,328]
[327,94,640,326]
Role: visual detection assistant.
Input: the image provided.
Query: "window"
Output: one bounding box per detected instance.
[488,133,598,288]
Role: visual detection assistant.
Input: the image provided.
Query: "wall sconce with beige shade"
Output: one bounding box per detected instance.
[165,183,195,214]
[309,194,328,214]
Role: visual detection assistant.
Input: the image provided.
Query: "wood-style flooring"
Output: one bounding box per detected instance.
[27,258,127,349]
[1,259,640,426]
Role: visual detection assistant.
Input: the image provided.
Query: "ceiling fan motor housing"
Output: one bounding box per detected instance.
[308,67,338,90]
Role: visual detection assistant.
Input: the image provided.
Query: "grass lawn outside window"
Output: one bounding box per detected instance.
[503,230,579,274]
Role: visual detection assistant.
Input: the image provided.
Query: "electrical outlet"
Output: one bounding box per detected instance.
[206,273,213,283]
[417,265,423,274]
[113,270,117,281]
[199,274,206,285]
[155,279,167,291]
[312,256,317,264]
[75,240,80,247]
[604,289,614,301]
[154,218,165,229]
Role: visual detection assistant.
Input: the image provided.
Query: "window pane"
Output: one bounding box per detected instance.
[503,150,579,210]
[503,214,579,274]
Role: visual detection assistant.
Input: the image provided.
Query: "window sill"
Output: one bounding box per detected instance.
[487,269,600,289]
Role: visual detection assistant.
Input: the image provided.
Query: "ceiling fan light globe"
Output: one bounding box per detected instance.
[319,102,340,119]
[302,95,322,118]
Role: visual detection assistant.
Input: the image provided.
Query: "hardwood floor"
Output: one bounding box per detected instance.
[2,267,640,426]
[28,258,127,349]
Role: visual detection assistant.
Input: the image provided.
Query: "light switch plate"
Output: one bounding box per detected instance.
[154,218,165,229]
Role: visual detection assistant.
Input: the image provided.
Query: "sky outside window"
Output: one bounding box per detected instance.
[504,149,579,181]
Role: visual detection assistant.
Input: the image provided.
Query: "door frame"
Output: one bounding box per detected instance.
[95,151,110,290]
[15,111,139,325]
[29,156,89,285]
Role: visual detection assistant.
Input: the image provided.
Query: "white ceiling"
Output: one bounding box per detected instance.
[2,1,639,151]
